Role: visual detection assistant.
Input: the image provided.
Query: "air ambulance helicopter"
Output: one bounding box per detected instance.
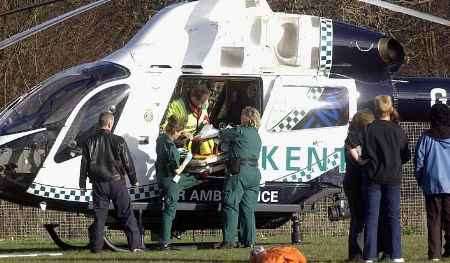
[0,0,449,250]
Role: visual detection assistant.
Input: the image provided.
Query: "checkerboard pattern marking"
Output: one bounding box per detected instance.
[129,184,160,200]
[27,183,160,203]
[278,150,343,183]
[318,18,333,78]
[270,87,324,132]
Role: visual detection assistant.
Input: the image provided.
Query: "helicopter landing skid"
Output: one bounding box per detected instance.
[45,223,139,252]
[102,235,130,252]
[44,223,89,250]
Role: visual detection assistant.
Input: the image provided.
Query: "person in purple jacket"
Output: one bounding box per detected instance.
[415,103,450,262]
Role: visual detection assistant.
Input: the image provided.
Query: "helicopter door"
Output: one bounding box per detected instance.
[259,76,356,183]
[113,70,182,184]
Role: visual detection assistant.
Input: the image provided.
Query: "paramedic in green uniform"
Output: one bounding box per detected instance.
[156,115,201,250]
[219,106,262,248]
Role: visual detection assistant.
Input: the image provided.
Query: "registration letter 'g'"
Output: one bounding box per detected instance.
[431,88,447,106]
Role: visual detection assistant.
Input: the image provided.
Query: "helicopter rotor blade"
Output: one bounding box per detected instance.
[0,0,111,51]
[358,0,450,27]
[0,0,66,18]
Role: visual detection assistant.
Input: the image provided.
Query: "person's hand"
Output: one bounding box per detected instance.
[133,182,140,188]
[175,168,181,175]
[181,132,193,140]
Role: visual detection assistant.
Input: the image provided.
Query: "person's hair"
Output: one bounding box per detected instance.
[374,95,395,119]
[190,82,210,99]
[165,115,184,135]
[430,103,449,128]
[428,103,450,139]
[98,111,114,128]
[241,106,261,128]
[350,109,375,130]
[390,108,401,124]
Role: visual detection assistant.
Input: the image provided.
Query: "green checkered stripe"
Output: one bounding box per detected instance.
[277,151,342,182]
[318,18,333,78]
[27,182,160,203]
[270,87,324,132]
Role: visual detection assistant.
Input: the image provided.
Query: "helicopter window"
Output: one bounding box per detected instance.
[54,85,130,163]
[0,62,130,135]
[163,76,263,130]
[0,130,49,190]
[266,86,349,132]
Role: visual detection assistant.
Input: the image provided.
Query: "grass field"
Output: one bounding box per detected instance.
[0,234,445,262]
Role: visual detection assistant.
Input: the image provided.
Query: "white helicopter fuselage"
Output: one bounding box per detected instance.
[23,0,357,204]
[0,0,392,211]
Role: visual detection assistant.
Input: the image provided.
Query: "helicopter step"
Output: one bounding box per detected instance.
[45,200,304,251]
[95,201,303,247]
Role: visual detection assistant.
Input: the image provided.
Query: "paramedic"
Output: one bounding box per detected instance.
[156,115,202,250]
[219,106,262,248]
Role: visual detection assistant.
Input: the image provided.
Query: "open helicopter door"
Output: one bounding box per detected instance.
[259,76,357,184]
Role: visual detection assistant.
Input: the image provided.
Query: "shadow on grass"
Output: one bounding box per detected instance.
[307,260,346,263]
[28,258,248,262]
[0,247,62,254]
[104,241,306,250]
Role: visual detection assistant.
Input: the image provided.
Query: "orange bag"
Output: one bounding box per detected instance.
[250,245,307,263]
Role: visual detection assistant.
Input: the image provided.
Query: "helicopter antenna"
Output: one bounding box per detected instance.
[0,0,111,51]
[358,0,450,27]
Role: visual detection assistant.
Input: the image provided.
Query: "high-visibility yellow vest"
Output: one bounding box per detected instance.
[161,98,214,155]
[161,97,208,134]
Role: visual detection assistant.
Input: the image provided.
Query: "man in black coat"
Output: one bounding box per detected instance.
[79,111,141,253]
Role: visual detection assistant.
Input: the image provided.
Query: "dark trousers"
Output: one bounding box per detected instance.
[344,181,364,260]
[89,180,140,252]
[363,182,401,260]
[425,194,450,259]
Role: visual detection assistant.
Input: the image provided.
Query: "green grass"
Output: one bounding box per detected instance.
[0,235,442,262]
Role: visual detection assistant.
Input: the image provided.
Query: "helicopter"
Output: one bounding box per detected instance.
[0,0,449,250]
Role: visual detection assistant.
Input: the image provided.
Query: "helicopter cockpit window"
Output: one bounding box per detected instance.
[54,85,130,163]
[0,62,130,135]
[266,86,349,132]
[163,76,263,129]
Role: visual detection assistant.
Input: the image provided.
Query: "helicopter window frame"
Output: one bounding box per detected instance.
[0,62,130,136]
[162,75,264,129]
[54,84,131,163]
[265,85,350,132]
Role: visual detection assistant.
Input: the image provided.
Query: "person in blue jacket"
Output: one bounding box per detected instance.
[415,103,450,261]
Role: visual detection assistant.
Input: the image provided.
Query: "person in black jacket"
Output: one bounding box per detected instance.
[344,109,375,262]
[362,96,410,263]
[79,111,141,253]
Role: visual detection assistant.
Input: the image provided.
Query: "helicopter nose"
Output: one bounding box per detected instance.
[0,129,49,193]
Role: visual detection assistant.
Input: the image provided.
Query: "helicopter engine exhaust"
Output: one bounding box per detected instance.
[378,37,405,66]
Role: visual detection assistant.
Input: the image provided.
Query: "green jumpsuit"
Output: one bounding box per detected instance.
[155,133,201,245]
[221,126,262,246]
